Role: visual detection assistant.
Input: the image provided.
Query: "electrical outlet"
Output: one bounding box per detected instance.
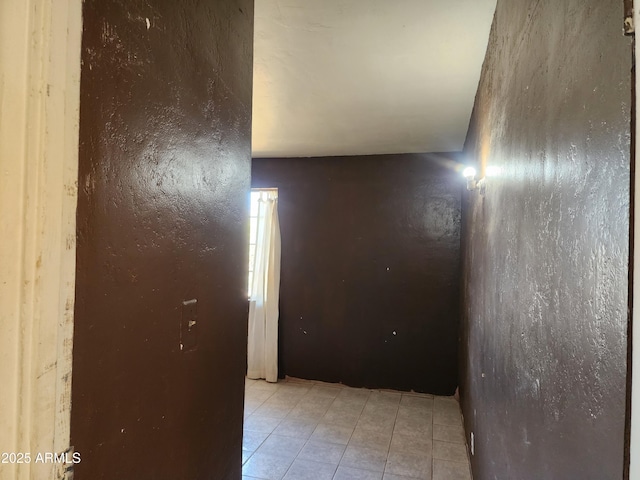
[180,299,198,352]
[470,431,475,456]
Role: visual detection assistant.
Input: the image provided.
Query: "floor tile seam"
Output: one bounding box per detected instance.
[308,393,335,432]
[247,412,286,422]
[331,398,368,413]
[244,426,281,435]
[262,402,301,413]
[257,389,278,406]
[320,419,360,431]
[434,457,473,463]
[241,449,255,468]
[242,451,292,480]
[324,410,365,423]
[432,420,463,427]
[244,398,268,409]
[398,400,434,409]
[321,404,365,428]
[253,447,297,478]
[379,399,402,477]
[296,423,348,465]
[335,460,387,477]
[254,405,293,418]
[432,404,462,411]
[282,444,335,479]
[434,456,475,479]
[332,398,364,473]
[432,455,471,465]
[432,409,463,418]
[243,430,270,453]
[383,443,433,477]
[298,394,336,406]
[294,427,315,466]
[432,437,467,446]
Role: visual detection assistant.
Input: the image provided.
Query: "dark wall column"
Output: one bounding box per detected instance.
[253,153,462,395]
[461,1,631,479]
[71,1,253,478]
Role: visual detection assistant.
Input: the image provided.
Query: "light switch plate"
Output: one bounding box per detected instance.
[180,299,198,352]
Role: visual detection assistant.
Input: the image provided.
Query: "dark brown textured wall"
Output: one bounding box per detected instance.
[253,154,462,394]
[71,1,253,479]
[461,1,631,479]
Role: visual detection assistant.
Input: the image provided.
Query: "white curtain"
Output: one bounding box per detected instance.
[247,191,281,382]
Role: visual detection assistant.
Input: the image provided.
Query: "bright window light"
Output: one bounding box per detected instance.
[248,188,278,297]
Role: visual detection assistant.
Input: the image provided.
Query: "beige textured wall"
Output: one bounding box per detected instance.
[0,1,81,479]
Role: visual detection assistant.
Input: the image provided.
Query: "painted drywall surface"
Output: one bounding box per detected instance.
[461,1,631,479]
[0,1,82,479]
[253,154,462,394]
[253,0,496,158]
[71,1,253,479]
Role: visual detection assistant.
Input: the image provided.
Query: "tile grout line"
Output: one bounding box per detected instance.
[280,380,342,480]
[297,382,328,479]
[243,380,288,476]
[278,378,308,479]
[328,384,348,480]
[330,386,371,479]
[380,393,401,479]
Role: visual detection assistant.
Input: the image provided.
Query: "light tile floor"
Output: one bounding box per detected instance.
[242,378,472,480]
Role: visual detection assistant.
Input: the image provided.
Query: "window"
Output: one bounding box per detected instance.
[248,188,278,297]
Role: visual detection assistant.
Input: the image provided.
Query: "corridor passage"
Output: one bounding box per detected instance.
[242,378,471,480]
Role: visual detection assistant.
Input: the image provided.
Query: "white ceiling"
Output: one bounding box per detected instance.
[252,0,496,158]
